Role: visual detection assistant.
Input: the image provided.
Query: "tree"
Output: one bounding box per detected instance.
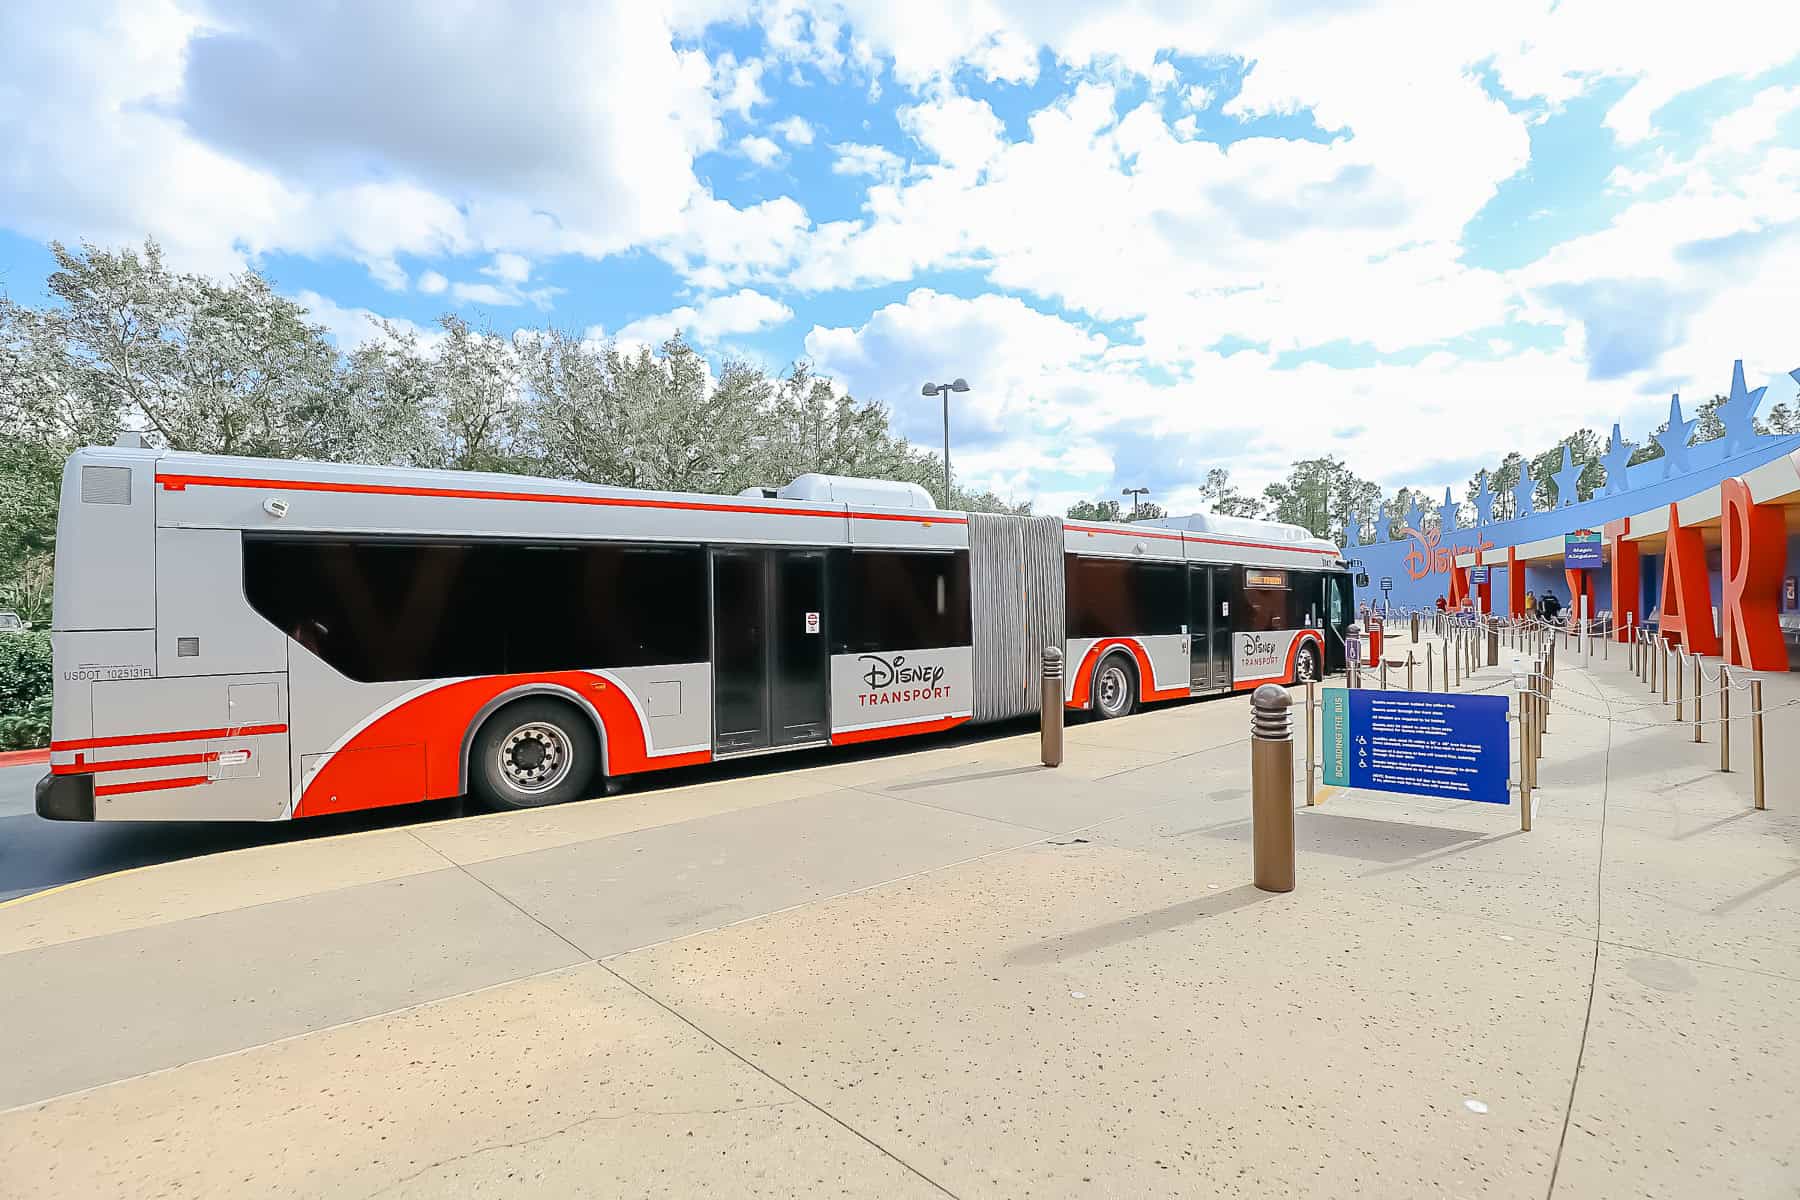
[1528,430,1604,508]
[1767,401,1800,435]
[1262,456,1380,545]
[1195,467,1262,518]
[1067,499,1125,521]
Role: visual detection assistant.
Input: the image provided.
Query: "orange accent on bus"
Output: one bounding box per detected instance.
[829,715,971,745]
[293,672,710,818]
[155,473,966,527]
[53,750,227,776]
[51,724,287,752]
[1067,638,1190,708]
[1231,630,1322,691]
[95,775,210,797]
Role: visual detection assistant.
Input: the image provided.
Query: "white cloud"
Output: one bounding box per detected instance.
[482,252,532,284]
[898,93,1005,170]
[739,134,784,167]
[618,287,794,343]
[830,142,903,178]
[712,52,768,118]
[1710,85,1800,154]
[295,289,437,351]
[772,115,816,144]
[417,269,448,295]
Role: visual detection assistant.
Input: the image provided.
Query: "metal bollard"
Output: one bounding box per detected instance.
[1535,658,1548,738]
[1674,649,1684,721]
[1347,622,1363,690]
[1426,644,1434,691]
[1518,686,1532,818]
[1694,656,1704,744]
[1251,684,1295,894]
[1406,651,1415,691]
[1649,637,1659,693]
[1720,668,1730,773]
[1380,657,1388,690]
[1411,611,1420,642]
[1751,679,1765,810]
[1660,639,1669,704]
[1305,682,1317,806]
[1040,646,1064,767]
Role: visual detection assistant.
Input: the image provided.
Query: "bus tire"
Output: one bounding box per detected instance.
[1295,641,1320,684]
[469,698,600,810]
[1090,652,1138,720]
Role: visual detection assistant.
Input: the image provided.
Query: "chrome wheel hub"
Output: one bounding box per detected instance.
[498,723,572,794]
[1097,664,1129,715]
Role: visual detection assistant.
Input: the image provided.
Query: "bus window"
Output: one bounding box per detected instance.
[244,537,709,682]
[828,550,972,653]
[1066,556,1185,638]
[1238,567,1290,632]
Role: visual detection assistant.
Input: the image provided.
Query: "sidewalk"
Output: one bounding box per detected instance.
[0,646,1795,1198]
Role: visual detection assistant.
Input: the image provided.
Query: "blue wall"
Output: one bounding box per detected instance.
[1346,418,1800,613]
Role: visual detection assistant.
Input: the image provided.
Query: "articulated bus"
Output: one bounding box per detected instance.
[37,445,1351,822]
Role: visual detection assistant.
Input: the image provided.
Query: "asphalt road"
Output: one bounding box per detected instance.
[0,713,1060,904]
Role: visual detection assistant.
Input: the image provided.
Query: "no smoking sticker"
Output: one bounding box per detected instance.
[804,611,820,634]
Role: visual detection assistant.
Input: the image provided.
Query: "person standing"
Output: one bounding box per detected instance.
[1524,590,1537,620]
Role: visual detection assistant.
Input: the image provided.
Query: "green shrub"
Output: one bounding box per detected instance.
[0,630,52,750]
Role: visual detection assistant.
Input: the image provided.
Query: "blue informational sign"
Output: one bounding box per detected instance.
[1470,565,1489,583]
[1564,529,1603,570]
[1322,690,1510,803]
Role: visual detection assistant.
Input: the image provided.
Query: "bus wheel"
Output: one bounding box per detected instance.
[1295,642,1320,684]
[1091,654,1138,720]
[470,698,599,810]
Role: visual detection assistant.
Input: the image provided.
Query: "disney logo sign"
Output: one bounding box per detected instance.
[860,653,946,690]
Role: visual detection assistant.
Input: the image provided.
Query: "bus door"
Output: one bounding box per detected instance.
[1323,572,1351,672]
[710,548,830,755]
[1188,565,1235,691]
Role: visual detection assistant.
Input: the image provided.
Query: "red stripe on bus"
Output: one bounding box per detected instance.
[1067,638,1189,709]
[53,750,225,776]
[829,715,970,745]
[1061,521,1341,558]
[155,473,966,527]
[51,724,287,752]
[95,775,210,797]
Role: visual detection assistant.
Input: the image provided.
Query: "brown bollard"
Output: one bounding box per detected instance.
[1488,622,1499,667]
[1411,611,1420,642]
[1751,679,1765,810]
[1040,646,1064,768]
[1720,668,1730,773]
[1251,685,1295,894]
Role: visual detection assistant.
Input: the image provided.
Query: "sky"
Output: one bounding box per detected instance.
[1,1,1798,515]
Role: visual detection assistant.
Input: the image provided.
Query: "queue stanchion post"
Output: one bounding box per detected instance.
[1694,654,1704,744]
[1660,638,1669,705]
[1674,649,1684,721]
[1425,644,1434,691]
[1250,685,1295,894]
[1305,681,1317,807]
[1040,646,1064,768]
[1751,678,1765,810]
[1720,668,1731,773]
[1406,651,1415,691]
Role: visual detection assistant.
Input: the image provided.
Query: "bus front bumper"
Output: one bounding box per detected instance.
[36,772,94,821]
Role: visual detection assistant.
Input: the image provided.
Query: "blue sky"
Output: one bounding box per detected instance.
[2,2,1797,514]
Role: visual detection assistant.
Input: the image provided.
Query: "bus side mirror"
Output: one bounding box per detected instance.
[1355,572,1370,588]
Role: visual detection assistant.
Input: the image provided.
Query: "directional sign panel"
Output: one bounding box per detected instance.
[1324,689,1510,803]
[1564,529,1603,571]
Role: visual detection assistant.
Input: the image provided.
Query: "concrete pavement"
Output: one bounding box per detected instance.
[0,643,1796,1198]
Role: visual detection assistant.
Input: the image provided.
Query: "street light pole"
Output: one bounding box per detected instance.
[920,378,970,508]
[1122,486,1149,518]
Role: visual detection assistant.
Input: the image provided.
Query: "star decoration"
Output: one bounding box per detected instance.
[1510,461,1536,518]
[1342,510,1362,548]
[1473,471,1494,526]
[1655,393,1697,478]
[1374,512,1392,543]
[1551,445,1583,507]
[1600,424,1633,495]
[1437,487,1458,533]
[1713,359,1767,454]
[1403,499,1423,534]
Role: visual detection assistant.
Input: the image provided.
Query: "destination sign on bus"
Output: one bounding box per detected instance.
[1245,570,1288,589]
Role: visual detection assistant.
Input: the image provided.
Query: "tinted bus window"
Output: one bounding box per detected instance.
[244,537,708,682]
[1066,556,1186,639]
[1236,566,1291,633]
[828,550,971,653]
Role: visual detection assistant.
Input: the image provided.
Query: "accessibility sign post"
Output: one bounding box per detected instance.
[1322,689,1511,805]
